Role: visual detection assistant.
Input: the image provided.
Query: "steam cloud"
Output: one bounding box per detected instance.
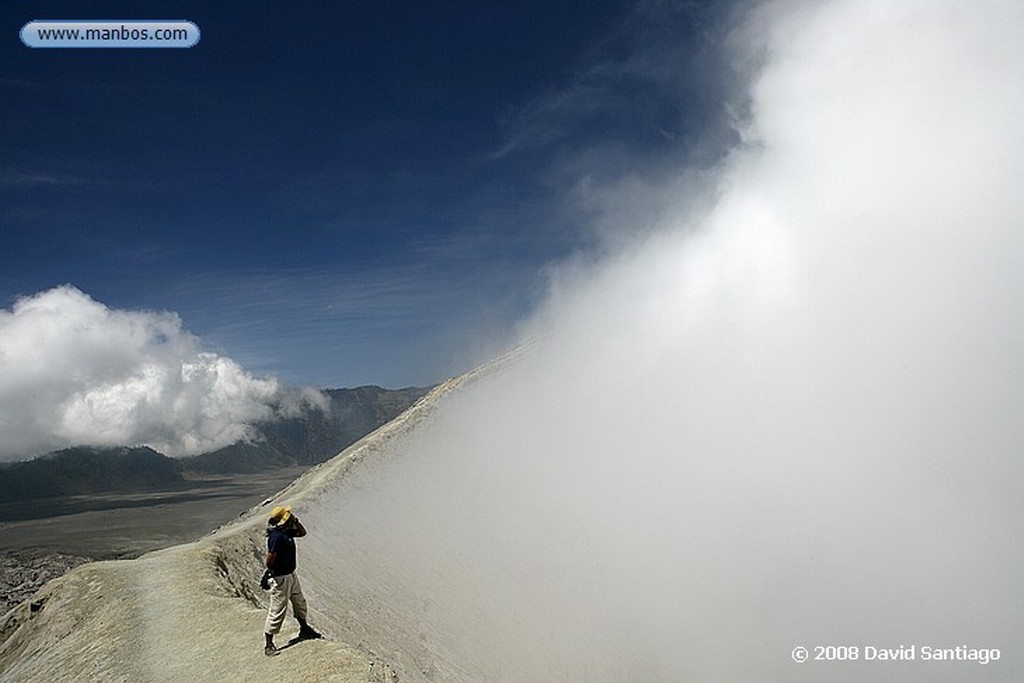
[0,285,322,461]
[301,1,1024,681]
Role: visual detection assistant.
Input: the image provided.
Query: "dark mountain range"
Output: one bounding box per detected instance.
[0,385,429,503]
[0,446,185,501]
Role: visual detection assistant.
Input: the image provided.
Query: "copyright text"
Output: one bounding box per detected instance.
[791,644,1001,665]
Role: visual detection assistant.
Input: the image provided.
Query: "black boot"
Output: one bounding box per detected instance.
[297,618,322,640]
[264,632,278,656]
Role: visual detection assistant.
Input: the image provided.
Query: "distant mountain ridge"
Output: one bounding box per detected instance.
[0,446,184,501]
[0,385,430,504]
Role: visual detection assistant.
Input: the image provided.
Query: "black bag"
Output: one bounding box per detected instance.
[260,568,273,590]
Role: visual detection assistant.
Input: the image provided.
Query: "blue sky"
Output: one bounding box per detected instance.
[2,1,733,388]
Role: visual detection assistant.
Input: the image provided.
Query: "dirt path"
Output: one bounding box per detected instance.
[134,543,374,683]
[0,536,389,683]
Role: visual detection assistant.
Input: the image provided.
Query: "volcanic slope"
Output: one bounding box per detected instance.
[0,365,491,683]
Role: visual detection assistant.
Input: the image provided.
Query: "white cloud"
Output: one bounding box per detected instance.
[0,285,319,460]
[303,1,1024,680]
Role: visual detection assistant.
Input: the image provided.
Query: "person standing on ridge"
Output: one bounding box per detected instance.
[263,505,322,656]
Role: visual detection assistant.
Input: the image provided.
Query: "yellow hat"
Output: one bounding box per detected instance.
[269,506,292,526]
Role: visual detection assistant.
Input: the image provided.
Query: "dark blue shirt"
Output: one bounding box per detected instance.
[267,528,297,577]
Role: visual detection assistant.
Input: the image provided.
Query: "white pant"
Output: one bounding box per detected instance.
[264,572,309,635]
